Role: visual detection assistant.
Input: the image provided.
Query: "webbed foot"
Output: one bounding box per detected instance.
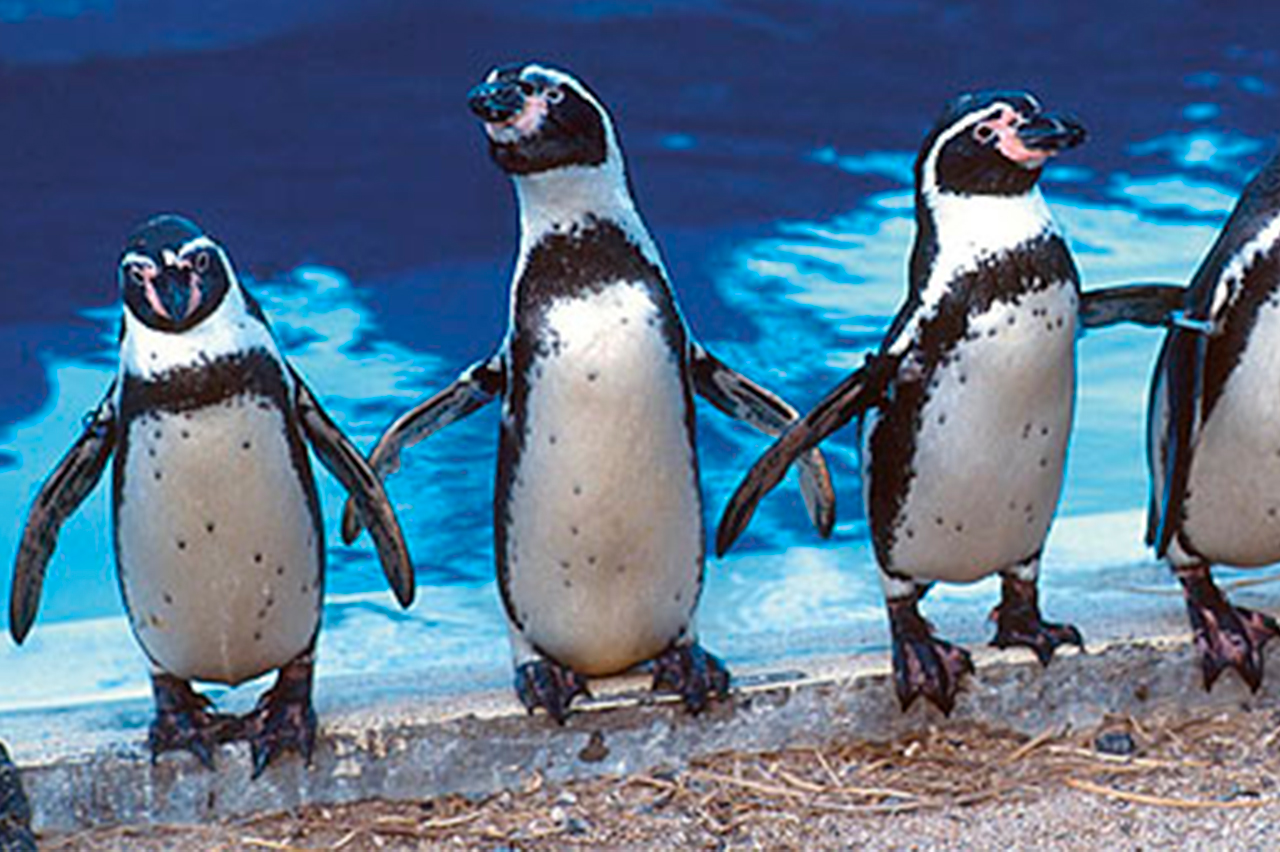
[651,642,731,714]
[514,659,591,724]
[0,741,36,852]
[148,674,238,770]
[1177,565,1279,692]
[241,651,317,779]
[888,595,974,715]
[989,574,1084,666]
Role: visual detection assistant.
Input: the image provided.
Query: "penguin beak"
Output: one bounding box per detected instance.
[468,81,526,124]
[140,258,203,324]
[995,111,1086,170]
[1017,112,1087,153]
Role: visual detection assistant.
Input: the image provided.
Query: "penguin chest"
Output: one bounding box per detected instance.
[503,283,702,676]
[1182,296,1280,565]
[872,285,1078,582]
[116,397,322,685]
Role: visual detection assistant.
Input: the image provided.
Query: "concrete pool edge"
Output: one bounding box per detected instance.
[10,633,1278,835]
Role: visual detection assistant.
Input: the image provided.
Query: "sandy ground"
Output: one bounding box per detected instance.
[37,701,1280,851]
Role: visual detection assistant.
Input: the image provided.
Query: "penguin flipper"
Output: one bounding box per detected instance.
[713,352,899,557]
[292,371,416,608]
[339,354,504,543]
[1152,326,1206,556]
[1079,282,1186,330]
[689,343,835,539]
[10,387,117,644]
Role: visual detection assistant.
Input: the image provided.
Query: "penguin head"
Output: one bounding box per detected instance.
[119,214,232,333]
[467,63,618,177]
[917,90,1086,198]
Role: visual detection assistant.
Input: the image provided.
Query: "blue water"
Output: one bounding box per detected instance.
[1,1,1278,711]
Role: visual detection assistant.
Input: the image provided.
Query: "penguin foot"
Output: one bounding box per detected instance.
[148,674,238,770]
[888,596,974,716]
[1178,565,1279,692]
[989,575,1084,666]
[0,741,37,852]
[651,642,731,714]
[514,659,591,724]
[241,652,317,779]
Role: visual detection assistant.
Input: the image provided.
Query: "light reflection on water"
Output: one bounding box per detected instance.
[0,131,1267,712]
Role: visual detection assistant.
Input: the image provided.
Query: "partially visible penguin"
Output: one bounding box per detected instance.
[341,62,835,721]
[1147,147,1280,692]
[718,91,1093,715]
[9,215,415,775]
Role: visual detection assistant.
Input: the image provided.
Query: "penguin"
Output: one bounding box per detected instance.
[0,742,35,852]
[716,90,1096,715]
[1147,146,1280,692]
[9,215,415,775]
[341,62,835,722]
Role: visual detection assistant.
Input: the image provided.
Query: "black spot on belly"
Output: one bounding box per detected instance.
[570,526,579,536]
[276,565,285,577]
[206,522,216,534]
[181,430,190,440]
[163,593,173,605]
[254,553,263,564]
[549,434,558,446]
[573,484,583,496]
[563,579,572,589]
[153,429,162,440]
[254,630,263,642]
[242,440,252,451]
[176,539,186,551]
[559,559,571,570]
[616,563,627,574]
[587,555,598,566]
[587,372,598,382]
[154,470,162,481]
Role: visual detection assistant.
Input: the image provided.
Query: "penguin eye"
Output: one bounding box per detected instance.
[127,266,145,286]
[192,251,211,273]
[545,87,565,105]
[517,80,537,97]
[973,124,996,144]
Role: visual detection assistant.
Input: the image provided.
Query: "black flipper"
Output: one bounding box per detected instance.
[292,370,415,608]
[1153,325,1207,556]
[340,354,504,543]
[1079,282,1186,330]
[714,353,898,557]
[10,386,117,644]
[690,343,836,538]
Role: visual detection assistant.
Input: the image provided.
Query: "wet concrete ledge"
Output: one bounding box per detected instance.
[9,633,1278,836]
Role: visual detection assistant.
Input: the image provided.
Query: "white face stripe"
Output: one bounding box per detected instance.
[120,244,283,381]
[921,102,1018,198]
[1210,211,1280,326]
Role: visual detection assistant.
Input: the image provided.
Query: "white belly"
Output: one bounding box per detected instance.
[1182,299,1280,566]
[874,285,1078,582]
[504,283,702,675]
[116,399,322,685]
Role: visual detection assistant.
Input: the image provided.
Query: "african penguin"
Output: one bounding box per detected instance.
[717,91,1091,715]
[1147,146,1280,692]
[9,215,415,775]
[341,62,835,722]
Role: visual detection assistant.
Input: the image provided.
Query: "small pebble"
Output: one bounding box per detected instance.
[1094,730,1136,756]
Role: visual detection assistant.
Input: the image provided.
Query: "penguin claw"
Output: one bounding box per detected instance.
[651,642,731,714]
[514,660,591,724]
[243,695,317,780]
[1189,598,1278,693]
[147,675,237,770]
[1177,565,1279,692]
[989,575,1084,666]
[242,653,318,778]
[888,597,973,716]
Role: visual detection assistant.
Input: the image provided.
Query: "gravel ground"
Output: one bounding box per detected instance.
[40,702,1280,851]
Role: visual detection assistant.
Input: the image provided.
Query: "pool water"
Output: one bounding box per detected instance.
[1,1,1278,712]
